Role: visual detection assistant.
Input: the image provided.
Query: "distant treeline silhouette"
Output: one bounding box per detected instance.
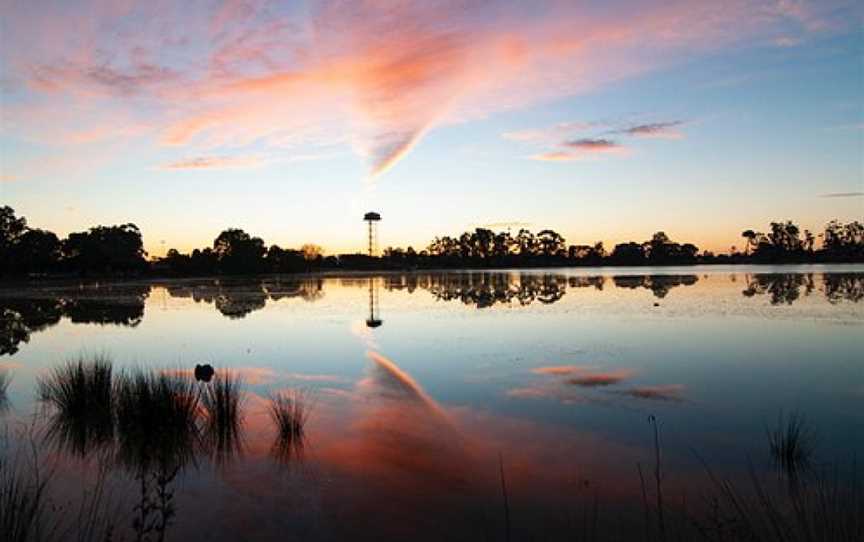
[2,206,862,279]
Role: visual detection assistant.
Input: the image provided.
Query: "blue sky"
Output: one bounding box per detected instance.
[1,0,861,255]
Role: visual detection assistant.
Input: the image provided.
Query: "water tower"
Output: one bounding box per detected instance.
[363,211,381,257]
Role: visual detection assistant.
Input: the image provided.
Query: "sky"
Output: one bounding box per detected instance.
[1,0,862,257]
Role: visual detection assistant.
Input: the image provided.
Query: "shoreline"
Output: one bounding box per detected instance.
[1,262,864,290]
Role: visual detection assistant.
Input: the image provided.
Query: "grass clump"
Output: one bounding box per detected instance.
[114,370,201,474]
[200,372,245,464]
[37,354,114,456]
[0,443,50,542]
[768,410,815,487]
[268,389,311,464]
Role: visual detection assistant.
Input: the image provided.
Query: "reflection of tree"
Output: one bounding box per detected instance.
[421,273,570,308]
[163,278,325,319]
[822,274,864,304]
[0,285,148,355]
[742,274,815,305]
[612,275,698,298]
[1,298,62,355]
[741,273,863,305]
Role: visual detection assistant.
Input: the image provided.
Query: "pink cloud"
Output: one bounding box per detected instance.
[530,138,626,161]
[563,138,621,151]
[1,0,856,179]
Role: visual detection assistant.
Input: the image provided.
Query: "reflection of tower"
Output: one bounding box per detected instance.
[363,212,381,257]
[366,278,383,328]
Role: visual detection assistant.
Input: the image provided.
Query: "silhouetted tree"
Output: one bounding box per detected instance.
[0,206,27,273]
[610,242,645,265]
[9,228,60,274]
[266,245,305,273]
[2,207,863,280]
[741,230,757,255]
[62,224,147,275]
[822,220,864,262]
[213,228,266,274]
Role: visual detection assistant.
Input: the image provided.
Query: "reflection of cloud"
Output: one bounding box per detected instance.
[184,351,680,538]
[531,365,590,376]
[614,385,685,402]
[284,373,348,383]
[363,351,444,417]
[506,384,596,405]
[161,366,277,385]
[568,369,635,387]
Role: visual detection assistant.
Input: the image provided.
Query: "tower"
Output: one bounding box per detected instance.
[363,212,381,257]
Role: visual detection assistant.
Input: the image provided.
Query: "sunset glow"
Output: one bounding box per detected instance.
[1,0,861,255]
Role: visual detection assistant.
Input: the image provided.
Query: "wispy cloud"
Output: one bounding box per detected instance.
[1,0,857,179]
[818,192,864,198]
[502,122,593,142]
[530,151,582,162]
[530,138,624,161]
[517,117,685,162]
[160,155,262,170]
[564,138,621,151]
[615,121,684,139]
[473,221,533,230]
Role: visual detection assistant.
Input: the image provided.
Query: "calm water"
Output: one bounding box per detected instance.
[1,265,863,540]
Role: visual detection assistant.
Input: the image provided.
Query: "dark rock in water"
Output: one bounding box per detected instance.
[194,364,215,383]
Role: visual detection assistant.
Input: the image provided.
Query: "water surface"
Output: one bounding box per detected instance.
[1,266,862,540]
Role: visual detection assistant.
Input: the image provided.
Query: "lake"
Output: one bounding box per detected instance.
[1,265,863,541]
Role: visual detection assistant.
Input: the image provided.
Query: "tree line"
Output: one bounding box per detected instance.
[1,205,862,278]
